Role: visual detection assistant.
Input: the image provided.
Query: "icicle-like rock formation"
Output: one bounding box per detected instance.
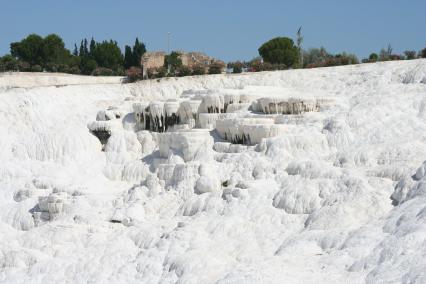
[178,100,201,126]
[133,101,181,132]
[257,97,319,114]
[93,90,333,150]
[216,118,286,145]
[87,121,113,145]
[133,102,149,131]
[199,93,225,113]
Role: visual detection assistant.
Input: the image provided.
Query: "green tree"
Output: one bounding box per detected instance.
[132,37,146,66]
[73,44,78,56]
[164,51,182,74]
[79,40,85,57]
[0,55,18,71]
[228,61,243,73]
[258,37,299,67]
[419,48,426,58]
[208,62,224,74]
[92,40,123,70]
[369,53,379,62]
[80,57,98,75]
[379,49,389,61]
[303,47,330,67]
[68,55,81,74]
[42,34,70,67]
[296,27,303,67]
[84,39,89,55]
[124,45,133,69]
[10,34,44,67]
[404,50,416,60]
[89,37,96,56]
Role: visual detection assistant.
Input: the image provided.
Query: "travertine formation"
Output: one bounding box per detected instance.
[91,92,332,147]
[5,59,426,283]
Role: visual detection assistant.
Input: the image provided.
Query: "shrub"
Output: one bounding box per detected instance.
[59,64,72,73]
[192,65,205,75]
[404,50,416,60]
[156,66,167,78]
[126,67,143,82]
[258,37,299,67]
[45,63,58,72]
[378,44,394,61]
[69,66,81,74]
[147,66,167,79]
[273,63,288,70]
[228,61,244,73]
[303,47,330,67]
[80,58,98,75]
[420,48,426,58]
[146,67,156,79]
[369,53,379,62]
[91,67,114,76]
[263,62,276,71]
[233,65,242,73]
[249,58,262,72]
[0,55,18,71]
[208,62,225,74]
[248,60,280,72]
[176,65,191,77]
[389,54,402,61]
[31,65,43,72]
[18,61,31,72]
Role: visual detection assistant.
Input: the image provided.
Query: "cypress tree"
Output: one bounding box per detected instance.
[73,44,78,56]
[79,40,85,56]
[84,39,89,55]
[124,45,133,69]
[132,37,146,67]
[89,37,96,56]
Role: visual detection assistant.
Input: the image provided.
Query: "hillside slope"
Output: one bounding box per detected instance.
[0,60,426,283]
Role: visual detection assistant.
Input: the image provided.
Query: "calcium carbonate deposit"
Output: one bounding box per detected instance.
[1,60,426,283]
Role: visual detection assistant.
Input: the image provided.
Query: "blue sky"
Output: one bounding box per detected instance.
[1,0,425,62]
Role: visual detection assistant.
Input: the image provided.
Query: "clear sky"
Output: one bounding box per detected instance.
[1,0,425,62]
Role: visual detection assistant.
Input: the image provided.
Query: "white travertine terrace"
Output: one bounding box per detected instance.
[198,93,225,113]
[2,60,426,283]
[113,93,328,146]
[197,113,239,129]
[216,117,286,145]
[257,97,319,114]
[226,102,251,113]
[157,129,213,162]
[177,100,201,125]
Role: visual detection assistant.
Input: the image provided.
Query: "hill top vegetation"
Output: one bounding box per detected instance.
[1,34,145,76]
[1,33,425,82]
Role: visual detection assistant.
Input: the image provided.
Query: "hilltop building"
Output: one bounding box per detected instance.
[141,51,225,78]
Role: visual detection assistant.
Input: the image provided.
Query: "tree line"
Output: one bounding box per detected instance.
[0,33,145,75]
[228,36,426,73]
[1,32,426,79]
